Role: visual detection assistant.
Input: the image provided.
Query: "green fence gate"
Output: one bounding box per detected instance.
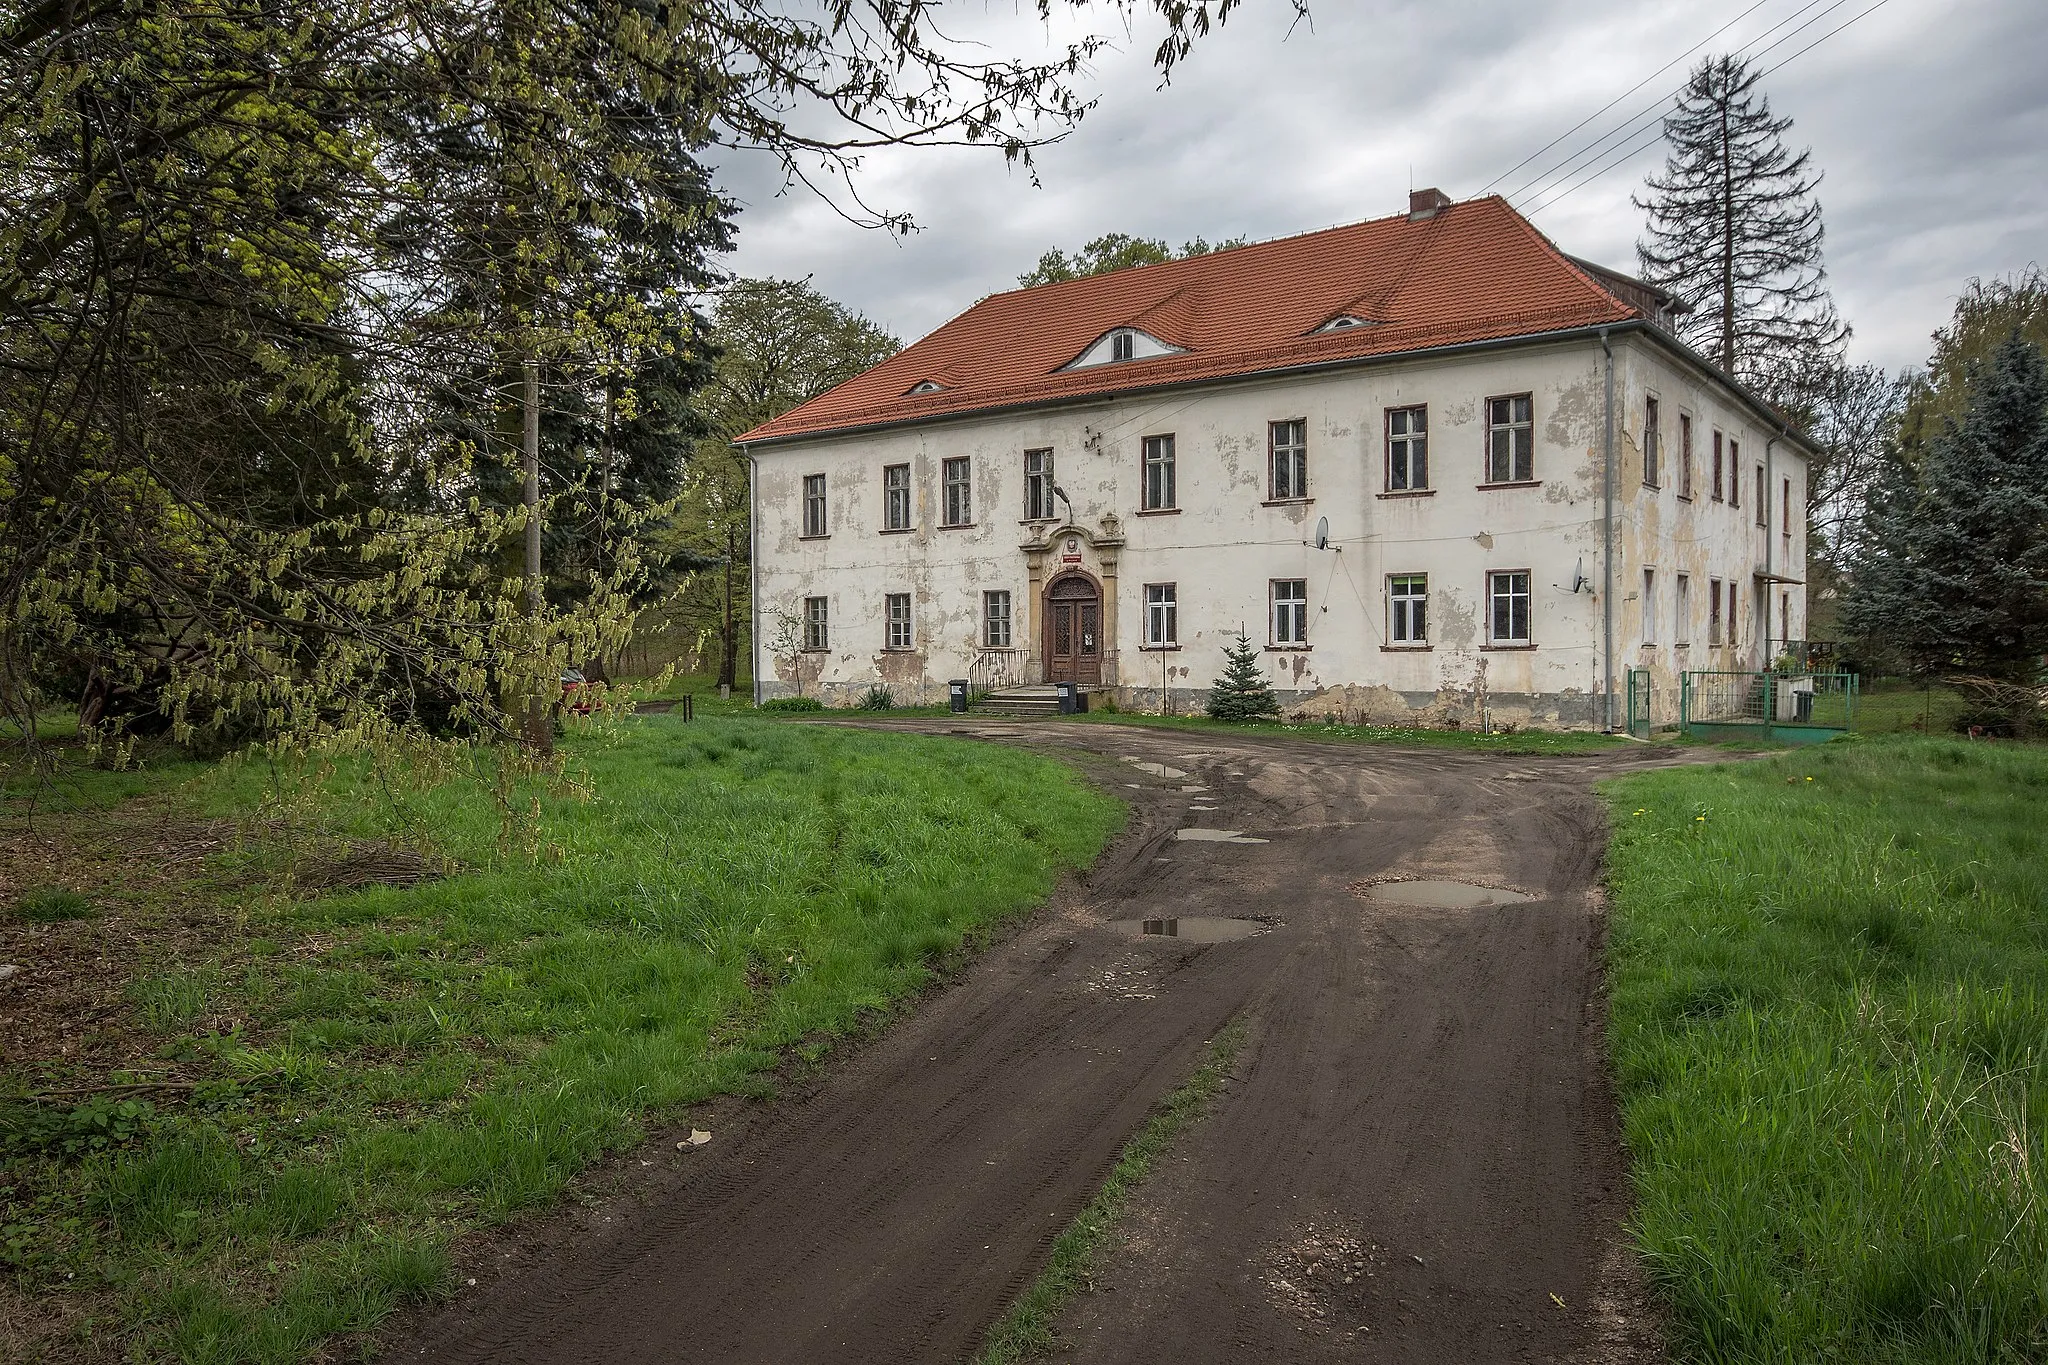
[1625,667,1653,740]
[1679,670,1858,744]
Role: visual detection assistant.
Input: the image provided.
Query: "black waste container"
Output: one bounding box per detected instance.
[1794,689,1814,722]
[949,679,969,713]
[1056,680,1078,714]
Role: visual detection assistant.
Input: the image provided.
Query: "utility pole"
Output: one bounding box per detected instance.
[720,522,736,697]
[523,358,553,754]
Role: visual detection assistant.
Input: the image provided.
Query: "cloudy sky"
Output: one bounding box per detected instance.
[708,0,2045,376]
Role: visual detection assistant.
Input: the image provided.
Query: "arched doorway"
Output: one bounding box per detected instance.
[1044,573,1103,684]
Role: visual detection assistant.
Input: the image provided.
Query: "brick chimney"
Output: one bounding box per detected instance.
[1408,187,1452,222]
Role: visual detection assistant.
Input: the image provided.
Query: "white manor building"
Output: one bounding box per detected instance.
[741,191,1810,730]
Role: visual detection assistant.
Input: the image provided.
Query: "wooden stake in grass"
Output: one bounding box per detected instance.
[974,1017,1249,1365]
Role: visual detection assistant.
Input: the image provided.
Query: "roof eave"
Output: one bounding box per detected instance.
[738,320,1645,448]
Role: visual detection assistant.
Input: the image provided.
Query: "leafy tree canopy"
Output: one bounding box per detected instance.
[1897,268,2048,459]
[1017,231,1248,287]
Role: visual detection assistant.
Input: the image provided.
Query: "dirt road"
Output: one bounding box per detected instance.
[394,723,1674,1364]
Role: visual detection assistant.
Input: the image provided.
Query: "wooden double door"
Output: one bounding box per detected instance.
[1044,574,1103,684]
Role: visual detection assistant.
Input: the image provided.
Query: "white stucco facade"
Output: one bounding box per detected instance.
[748,328,1807,730]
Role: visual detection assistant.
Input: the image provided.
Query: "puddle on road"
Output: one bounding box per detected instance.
[1176,827,1269,844]
[1361,880,1538,908]
[1121,757,1190,779]
[1112,916,1268,942]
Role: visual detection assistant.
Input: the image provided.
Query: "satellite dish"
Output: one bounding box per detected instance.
[1314,516,1330,551]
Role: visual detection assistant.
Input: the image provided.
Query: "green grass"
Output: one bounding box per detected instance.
[11,887,98,922]
[1064,709,1633,755]
[3,716,1120,1363]
[1855,681,1972,736]
[1601,735,2048,1363]
[973,1018,1247,1364]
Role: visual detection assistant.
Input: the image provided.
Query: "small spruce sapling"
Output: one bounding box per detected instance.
[1206,632,1280,721]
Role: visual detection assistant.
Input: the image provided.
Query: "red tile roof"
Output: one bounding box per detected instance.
[739,195,1641,444]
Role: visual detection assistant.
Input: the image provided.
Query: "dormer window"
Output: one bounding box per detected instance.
[906,379,947,395]
[1060,326,1187,371]
[1316,314,1376,333]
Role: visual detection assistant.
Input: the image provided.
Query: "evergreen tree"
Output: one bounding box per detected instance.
[1206,633,1280,721]
[1842,329,2048,703]
[1635,54,1844,382]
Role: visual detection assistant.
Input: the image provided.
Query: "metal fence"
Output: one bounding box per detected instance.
[1680,670,1858,742]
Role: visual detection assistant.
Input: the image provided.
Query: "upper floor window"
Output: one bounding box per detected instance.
[1783,477,1793,538]
[1063,326,1185,371]
[883,463,911,531]
[802,474,828,537]
[1485,395,1534,484]
[1389,574,1427,644]
[1488,570,1532,645]
[803,595,829,651]
[1643,396,1661,488]
[1755,464,1767,526]
[885,592,913,650]
[1711,430,1725,501]
[1387,405,1428,491]
[1023,449,1056,521]
[1270,420,1308,501]
[1678,412,1694,498]
[984,590,1012,649]
[1144,583,1177,646]
[1271,579,1308,646]
[1729,440,1741,508]
[942,456,972,526]
[1141,434,1177,511]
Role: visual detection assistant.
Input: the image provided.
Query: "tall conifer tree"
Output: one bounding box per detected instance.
[1842,330,2048,704]
[1635,54,1844,382]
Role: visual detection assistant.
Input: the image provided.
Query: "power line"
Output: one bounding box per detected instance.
[1522,0,1897,217]
[1501,0,1845,210]
[1477,0,1775,196]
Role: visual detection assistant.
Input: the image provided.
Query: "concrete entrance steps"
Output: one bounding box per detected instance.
[975,685,1101,718]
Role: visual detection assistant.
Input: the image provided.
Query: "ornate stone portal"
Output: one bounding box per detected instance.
[1021,520,1124,685]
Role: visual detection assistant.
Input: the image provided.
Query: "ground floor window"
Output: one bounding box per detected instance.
[984,590,1012,649]
[1388,574,1427,643]
[1145,583,1177,646]
[1709,577,1723,644]
[1488,570,1531,644]
[1271,579,1307,645]
[1675,573,1691,645]
[885,592,913,649]
[1642,567,1657,645]
[803,595,829,650]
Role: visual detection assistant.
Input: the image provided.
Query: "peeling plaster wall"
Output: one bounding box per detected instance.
[751,333,1806,727]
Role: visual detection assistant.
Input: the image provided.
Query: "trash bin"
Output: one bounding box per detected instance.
[1794,689,1814,722]
[948,679,969,714]
[1056,680,1077,714]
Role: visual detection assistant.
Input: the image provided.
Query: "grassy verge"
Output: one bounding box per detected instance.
[2,716,1120,1363]
[973,1017,1248,1365]
[1855,681,1971,736]
[1064,709,1633,755]
[1601,735,2048,1363]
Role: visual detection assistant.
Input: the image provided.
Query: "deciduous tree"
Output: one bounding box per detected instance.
[1017,231,1247,287]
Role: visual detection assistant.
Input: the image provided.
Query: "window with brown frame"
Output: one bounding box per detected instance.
[802,473,828,536]
[1485,395,1534,484]
[1643,396,1661,488]
[1729,440,1741,508]
[1783,477,1793,539]
[803,596,829,650]
[1269,420,1308,500]
[1755,464,1767,526]
[1709,577,1723,644]
[1386,405,1428,490]
[1141,434,1176,510]
[1678,412,1694,498]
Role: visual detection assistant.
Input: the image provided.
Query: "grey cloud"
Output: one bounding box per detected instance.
[711,0,2046,375]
